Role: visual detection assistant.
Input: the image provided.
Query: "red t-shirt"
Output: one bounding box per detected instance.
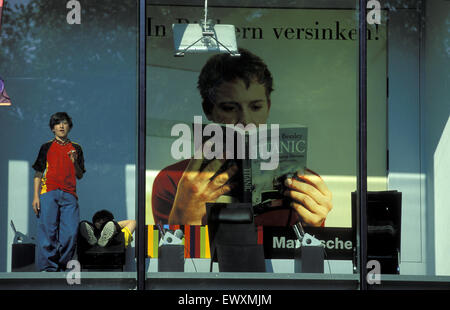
[151,160,301,226]
[33,139,85,199]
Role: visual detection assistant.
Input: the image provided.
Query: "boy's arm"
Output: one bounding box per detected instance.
[68,147,85,179]
[32,171,43,216]
[73,158,84,179]
[32,143,49,217]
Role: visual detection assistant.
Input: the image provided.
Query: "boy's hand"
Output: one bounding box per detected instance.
[169,158,238,225]
[169,140,238,225]
[32,196,40,216]
[68,150,78,163]
[283,168,333,227]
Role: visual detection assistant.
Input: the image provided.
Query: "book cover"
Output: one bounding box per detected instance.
[249,125,308,207]
[197,123,307,208]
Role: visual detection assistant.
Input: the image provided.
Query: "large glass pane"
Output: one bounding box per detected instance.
[0,0,138,289]
[145,0,362,289]
[366,0,450,289]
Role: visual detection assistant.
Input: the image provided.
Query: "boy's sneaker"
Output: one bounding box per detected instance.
[98,221,117,247]
[79,222,97,245]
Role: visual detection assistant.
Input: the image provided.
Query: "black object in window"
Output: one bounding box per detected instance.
[352,191,402,274]
[206,202,266,272]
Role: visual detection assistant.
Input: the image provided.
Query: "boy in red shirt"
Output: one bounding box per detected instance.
[32,112,85,271]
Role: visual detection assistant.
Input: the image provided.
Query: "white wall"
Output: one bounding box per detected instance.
[423,0,450,276]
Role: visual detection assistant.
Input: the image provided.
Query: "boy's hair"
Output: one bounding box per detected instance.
[49,112,73,130]
[197,48,274,115]
[92,209,115,225]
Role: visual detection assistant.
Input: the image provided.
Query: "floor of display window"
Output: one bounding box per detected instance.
[0,272,449,290]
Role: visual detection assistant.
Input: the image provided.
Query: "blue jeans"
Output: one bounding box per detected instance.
[37,189,79,271]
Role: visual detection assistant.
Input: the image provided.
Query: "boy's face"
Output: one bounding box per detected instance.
[94,219,106,230]
[206,78,270,126]
[52,120,71,140]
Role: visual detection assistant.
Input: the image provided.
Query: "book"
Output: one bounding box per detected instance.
[247,125,308,207]
[196,122,308,209]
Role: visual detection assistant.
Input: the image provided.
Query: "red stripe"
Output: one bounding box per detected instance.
[184,226,190,258]
[257,226,263,244]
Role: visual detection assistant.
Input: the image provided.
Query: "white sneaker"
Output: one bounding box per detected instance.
[79,222,97,245]
[97,221,117,247]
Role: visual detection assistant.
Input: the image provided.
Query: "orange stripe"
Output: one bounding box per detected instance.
[184,225,190,258]
[146,225,153,257]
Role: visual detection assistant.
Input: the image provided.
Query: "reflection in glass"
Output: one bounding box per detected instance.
[0,0,138,278]
[145,4,363,276]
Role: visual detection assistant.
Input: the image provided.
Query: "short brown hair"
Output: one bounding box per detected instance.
[197,48,274,115]
[49,112,73,130]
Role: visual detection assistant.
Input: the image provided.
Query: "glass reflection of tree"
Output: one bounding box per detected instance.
[0,0,137,77]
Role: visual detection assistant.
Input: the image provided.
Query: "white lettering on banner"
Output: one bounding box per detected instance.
[273,236,353,250]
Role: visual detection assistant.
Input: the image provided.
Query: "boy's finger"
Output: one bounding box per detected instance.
[210,164,238,190]
[297,168,331,198]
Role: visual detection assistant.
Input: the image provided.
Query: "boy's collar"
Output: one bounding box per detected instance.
[53,137,70,146]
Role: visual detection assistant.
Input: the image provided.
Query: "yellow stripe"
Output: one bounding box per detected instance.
[204,225,210,259]
[147,226,160,258]
[40,162,48,195]
[147,226,153,257]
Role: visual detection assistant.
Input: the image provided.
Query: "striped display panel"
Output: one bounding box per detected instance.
[146,225,263,258]
[146,225,211,258]
[146,225,159,258]
[184,225,210,259]
[147,225,182,258]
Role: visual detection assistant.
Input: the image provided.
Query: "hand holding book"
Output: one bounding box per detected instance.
[169,155,239,225]
[283,168,332,227]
